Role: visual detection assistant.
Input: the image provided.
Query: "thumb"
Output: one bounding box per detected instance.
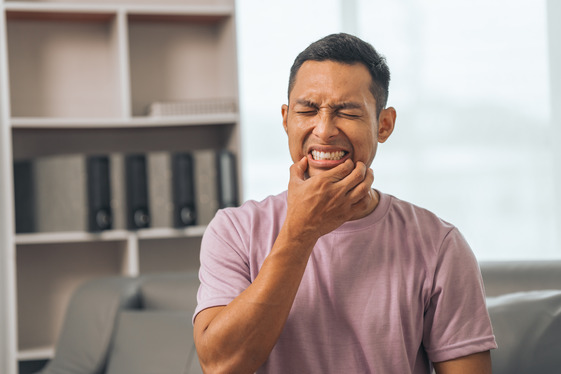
[290,156,308,181]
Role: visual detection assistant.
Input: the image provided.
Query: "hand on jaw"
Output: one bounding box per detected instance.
[284,156,376,244]
[193,151,377,374]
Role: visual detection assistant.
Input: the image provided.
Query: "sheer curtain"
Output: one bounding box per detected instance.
[236,0,560,260]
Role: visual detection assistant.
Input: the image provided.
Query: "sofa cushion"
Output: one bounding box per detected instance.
[140,271,199,312]
[105,311,202,374]
[487,290,561,374]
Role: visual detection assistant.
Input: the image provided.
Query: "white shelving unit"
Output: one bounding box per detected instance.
[0,1,241,373]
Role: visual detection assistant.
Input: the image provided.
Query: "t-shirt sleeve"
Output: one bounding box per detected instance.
[422,228,497,363]
[193,210,252,323]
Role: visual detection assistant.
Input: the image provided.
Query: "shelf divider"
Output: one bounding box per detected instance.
[15,225,207,246]
[10,113,238,129]
[17,346,55,361]
[123,233,139,276]
[15,230,130,245]
[116,8,132,118]
[5,2,234,21]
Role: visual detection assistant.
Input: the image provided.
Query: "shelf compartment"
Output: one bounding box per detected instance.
[12,122,236,159]
[6,10,124,118]
[5,0,234,6]
[16,240,127,351]
[5,2,234,22]
[126,4,233,23]
[138,235,202,274]
[6,10,115,22]
[128,13,238,116]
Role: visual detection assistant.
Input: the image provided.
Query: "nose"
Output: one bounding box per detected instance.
[312,111,339,140]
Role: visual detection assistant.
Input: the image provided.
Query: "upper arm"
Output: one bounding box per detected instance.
[424,230,496,363]
[433,351,492,374]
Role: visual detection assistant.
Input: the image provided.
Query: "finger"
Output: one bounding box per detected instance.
[289,156,308,181]
[347,167,374,204]
[322,159,355,182]
[364,167,374,188]
[338,161,368,192]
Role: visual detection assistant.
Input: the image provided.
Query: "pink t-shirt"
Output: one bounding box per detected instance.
[195,190,497,373]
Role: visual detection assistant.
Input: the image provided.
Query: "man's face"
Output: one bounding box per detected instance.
[282,60,394,178]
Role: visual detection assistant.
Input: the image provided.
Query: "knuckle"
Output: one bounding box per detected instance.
[351,169,364,183]
[356,184,369,196]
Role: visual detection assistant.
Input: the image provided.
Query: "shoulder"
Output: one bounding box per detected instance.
[380,192,471,258]
[201,191,288,268]
[383,192,455,232]
[207,191,288,236]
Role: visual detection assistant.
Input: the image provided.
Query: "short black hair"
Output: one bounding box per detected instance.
[288,33,390,116]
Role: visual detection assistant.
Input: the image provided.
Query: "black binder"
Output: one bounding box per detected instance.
[13,160,35,233]
[216,150,239,209]
[125,154,150,230]
[172,152,197,227]
[87,155,113,232]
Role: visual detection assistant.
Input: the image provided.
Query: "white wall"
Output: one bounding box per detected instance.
[236,0,560,260]
[548,0,561,247]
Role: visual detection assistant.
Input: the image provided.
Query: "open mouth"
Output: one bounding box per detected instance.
[311,150,347,161]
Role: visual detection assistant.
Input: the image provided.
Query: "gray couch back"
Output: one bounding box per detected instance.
[480,260,561,296]
[41,261,561,374]
[480,260,561,374]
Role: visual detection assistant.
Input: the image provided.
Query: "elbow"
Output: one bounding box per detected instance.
[195,335,263,374]
[196,351,232,374]
[197,352,260,374]
[197,360,228,374]
[193,311,271,373]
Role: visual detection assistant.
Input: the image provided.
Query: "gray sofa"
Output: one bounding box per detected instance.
[480,261,561,374]
[36,261,561,374]
[37,272,203,374]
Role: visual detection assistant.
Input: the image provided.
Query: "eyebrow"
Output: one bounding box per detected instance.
[329,102,363,111]
[294,99,318,108]
[293,99,364,110]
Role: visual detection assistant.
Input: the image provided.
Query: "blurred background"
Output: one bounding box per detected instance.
[236,0,561,261]
[3,2,560,372]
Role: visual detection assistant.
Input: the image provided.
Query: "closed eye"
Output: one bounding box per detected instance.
[339,112,361,118]
[293,99,319,115]
[295,109,318,115]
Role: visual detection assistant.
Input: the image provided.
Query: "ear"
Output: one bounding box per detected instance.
[282,104,289,134]
[378,107,396,143]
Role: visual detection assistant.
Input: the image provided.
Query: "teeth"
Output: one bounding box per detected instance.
[311,150,345,161]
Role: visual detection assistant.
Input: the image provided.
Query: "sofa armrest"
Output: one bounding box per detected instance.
[487,290,561,374]
[40,276,142,374]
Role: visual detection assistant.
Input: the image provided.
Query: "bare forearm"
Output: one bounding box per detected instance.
[194,226,317,373]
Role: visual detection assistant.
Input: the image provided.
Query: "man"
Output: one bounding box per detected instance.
[193,33,496,373]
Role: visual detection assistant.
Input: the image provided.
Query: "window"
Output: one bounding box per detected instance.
[236,0,560,260]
